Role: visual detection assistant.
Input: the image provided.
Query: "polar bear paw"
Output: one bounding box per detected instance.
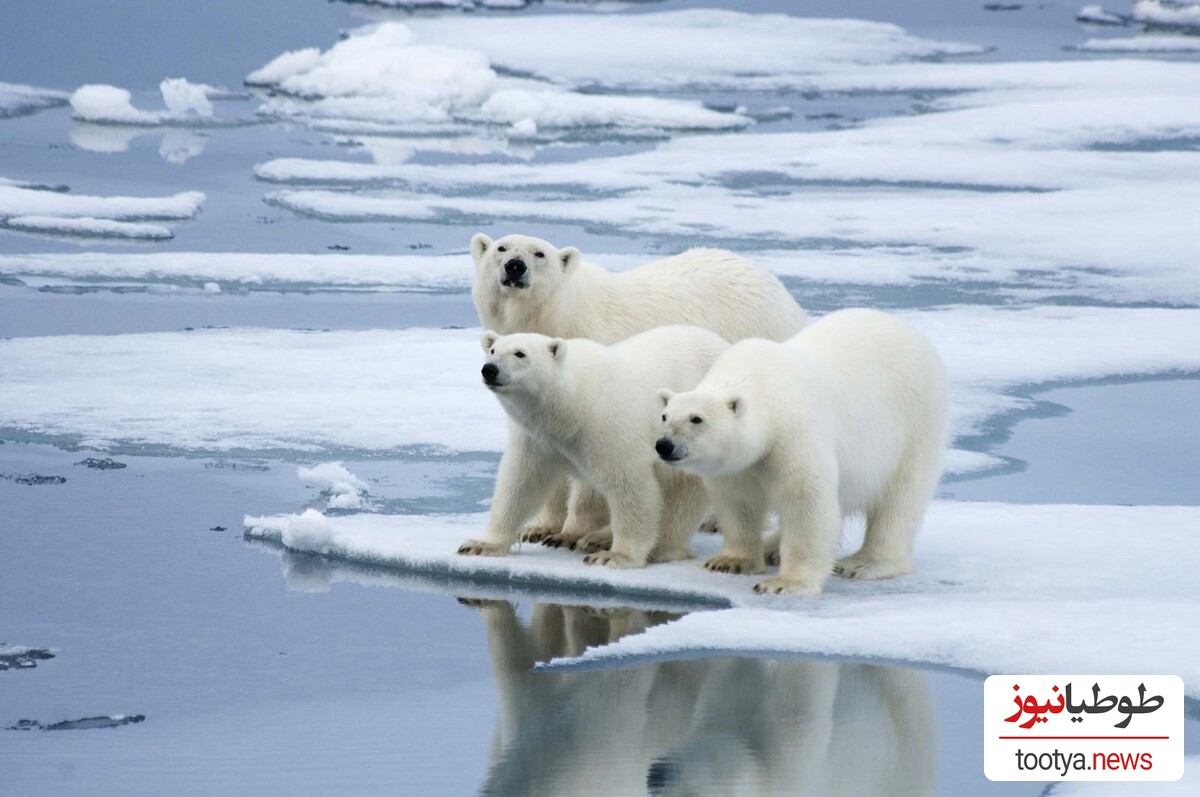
[583,550,642,569]
[520,524,560,544]
[834,554,911,581]
[752,577,822,596]
[457,539,509,557]
[703,554,763,575]
[572,528,614,554]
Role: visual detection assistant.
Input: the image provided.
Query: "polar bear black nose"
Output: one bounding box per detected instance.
[504,258,527,277]
[481,363,499,383]
[655,437,676,460]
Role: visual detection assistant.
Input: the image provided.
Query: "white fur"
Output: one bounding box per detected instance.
[471,232,807,540]
[459,325,729,568]
[658,309,949,595]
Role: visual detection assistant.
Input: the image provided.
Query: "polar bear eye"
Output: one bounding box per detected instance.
[534,251,545,258]
[497,246,507,253]
[661,414,667,422]
[490,348,495,355]
[514,351,526,359]
[690,416,703,424]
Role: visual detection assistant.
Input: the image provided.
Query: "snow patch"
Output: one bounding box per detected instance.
[70,79,233,126]
[298,462,369,509]
[3,216,173,240]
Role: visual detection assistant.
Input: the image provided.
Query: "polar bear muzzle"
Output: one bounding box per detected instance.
[500,257,529,288]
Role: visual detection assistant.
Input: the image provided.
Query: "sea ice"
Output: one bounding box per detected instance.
[69,79,234,126]
[3,216,174,240]
[0,184,203,241]
[0,82,68,119]
[1132,0,1200,29]
[1,306,1198,472]
[298,462,369,509]
[243,502,1200,698]
[1080,33,1200,49]
[246,22,752,133]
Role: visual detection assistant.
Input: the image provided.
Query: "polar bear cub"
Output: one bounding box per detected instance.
[458,326,729,568]
[656,309,949,596]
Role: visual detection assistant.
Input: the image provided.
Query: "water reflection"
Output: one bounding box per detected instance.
[467,600,937,797]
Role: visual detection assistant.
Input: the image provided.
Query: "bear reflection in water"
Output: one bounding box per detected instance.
[464,600,936,797]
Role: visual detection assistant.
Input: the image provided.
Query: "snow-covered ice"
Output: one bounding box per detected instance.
[3,216,174,240]
[0,81,68,118]
[69,79,235,126]
[1079,34,1200,50]
[298,462,369,509]
[0,643,55,671]
[1077,4,1129,25]
[2,306,1199,473]
[404,11,984,91]
[243,502,1200,699]
[246,21,752,133]
[1132,0,1200,30]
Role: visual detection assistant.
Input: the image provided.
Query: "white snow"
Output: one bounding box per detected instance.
[0,81,68,118]
[1080,34,1200,50]
[243,501,1200,699]
[0,185,204,221]
[246,22,753,132]
[1076,4,1128,24]
[2,216,174,240]
[1,307,1199,471]
[404,11,984,91]
[297,462,369,509]
[69,79,232,126]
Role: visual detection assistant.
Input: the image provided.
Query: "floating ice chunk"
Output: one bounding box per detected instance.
[70,79,228,126]
[2,215,174,240]
[0,643,55,671]
[1076,4,1129,24]
[0,185,204,220]
[405,11,984,91]
[247,22,752,132]
[298,461,368,508]
[1132,0,1200,29]
[159,78,213,116]
[1080,34,1200,49]
[0,82,68,118]
[0,177,68,192]
[243,502,1200,699]
[202,281,221,294]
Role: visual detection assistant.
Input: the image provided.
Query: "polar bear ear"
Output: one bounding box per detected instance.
[727,395,744,416]
[558,246,582,274]
[657,389,675,408]
[481,330,499,351]
[548,338,566,360]
[470,233,493,264]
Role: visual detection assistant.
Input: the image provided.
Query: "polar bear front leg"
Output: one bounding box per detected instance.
[754,468,839,596]
[459,436,565,557]
[583,478,661,568]
[702,475,767,575]
[521,479,569,544]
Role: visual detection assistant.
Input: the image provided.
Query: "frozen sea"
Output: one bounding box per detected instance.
[2,0,1199,795]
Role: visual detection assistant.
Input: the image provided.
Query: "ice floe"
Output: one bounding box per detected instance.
[403,11,984,91]
[0,184,204,241]
[0,82,68,119]
[298,462,369,509]
[69,79,237,126]
[0,643,55,671]
[1132,0,1200,30]
[1080,33,1200,49]
[2,306,1198,473]
[243,501,1200,698]
[246,21,751,133]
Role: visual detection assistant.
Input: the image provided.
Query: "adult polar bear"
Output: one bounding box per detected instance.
[471,232,807,544]
[458,327,728,568]
[656,309,949,596]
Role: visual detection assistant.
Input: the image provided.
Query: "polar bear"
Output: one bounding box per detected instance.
[471,232,807,544]
[457,326,728,568]
[656,309,949,596]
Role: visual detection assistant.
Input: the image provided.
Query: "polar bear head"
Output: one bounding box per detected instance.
[471,232,582,299]
[655,388,763,476]
[479,329,566,396]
